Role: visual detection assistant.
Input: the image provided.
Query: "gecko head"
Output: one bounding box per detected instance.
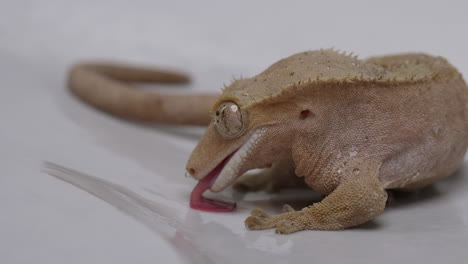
[186,97,304,193]
[186,51,338,211]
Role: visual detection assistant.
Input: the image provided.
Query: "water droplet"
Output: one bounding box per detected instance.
[349,150,358,157]
[353,168,360,174]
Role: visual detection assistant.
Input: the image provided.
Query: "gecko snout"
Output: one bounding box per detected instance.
[187,167,196,176]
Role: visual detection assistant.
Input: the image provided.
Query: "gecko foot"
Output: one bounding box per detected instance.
[275,220,302,234]
[244,204,306,234]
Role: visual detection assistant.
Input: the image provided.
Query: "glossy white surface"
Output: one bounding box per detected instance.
[1,1,468,263]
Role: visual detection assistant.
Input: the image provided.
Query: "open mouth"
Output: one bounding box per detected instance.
[189,128,265,212]
[189,152,237,212]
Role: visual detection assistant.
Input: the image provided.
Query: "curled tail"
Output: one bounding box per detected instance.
[68,63,219,126]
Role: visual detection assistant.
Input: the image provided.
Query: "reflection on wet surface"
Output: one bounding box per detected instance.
[44,161,468,264]
[44,162,315,263]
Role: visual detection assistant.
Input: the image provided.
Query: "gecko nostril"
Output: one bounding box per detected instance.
[188,168,196,175]
[299,110,310,120]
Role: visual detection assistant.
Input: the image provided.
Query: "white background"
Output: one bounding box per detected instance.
[1,0,468,263]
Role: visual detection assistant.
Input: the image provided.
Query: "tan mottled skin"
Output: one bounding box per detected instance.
[69,49,468,233]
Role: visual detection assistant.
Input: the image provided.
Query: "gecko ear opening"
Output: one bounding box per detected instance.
[214,101,245,139]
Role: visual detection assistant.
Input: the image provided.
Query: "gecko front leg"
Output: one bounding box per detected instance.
[245,163,387,233]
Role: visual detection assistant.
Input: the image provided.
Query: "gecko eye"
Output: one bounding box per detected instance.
[214,101,244,138]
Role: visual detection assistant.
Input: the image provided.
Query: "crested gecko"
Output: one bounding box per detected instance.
[68,49,468,233]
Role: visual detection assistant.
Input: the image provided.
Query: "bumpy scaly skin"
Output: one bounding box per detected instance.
[69,49,468,233]
[186,50,468,233]
[244,163,387,232]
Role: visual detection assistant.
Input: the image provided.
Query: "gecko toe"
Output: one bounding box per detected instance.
[245,215,273,230]
[282,204,295,213]
[245,208,277,229]
[251,208,270,218]
[275,220,302,234]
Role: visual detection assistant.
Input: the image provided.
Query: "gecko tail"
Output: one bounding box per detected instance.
[68,62,218,126]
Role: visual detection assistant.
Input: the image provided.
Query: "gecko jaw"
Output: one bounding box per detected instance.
[189,128,265,212]
[211,128,265,192]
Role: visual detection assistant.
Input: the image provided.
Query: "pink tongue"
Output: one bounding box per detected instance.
[190,156,236,212]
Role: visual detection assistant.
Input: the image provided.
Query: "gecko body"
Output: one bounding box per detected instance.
[69,49,468,233]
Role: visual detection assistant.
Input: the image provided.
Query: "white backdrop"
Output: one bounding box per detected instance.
[1,1,468,263]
